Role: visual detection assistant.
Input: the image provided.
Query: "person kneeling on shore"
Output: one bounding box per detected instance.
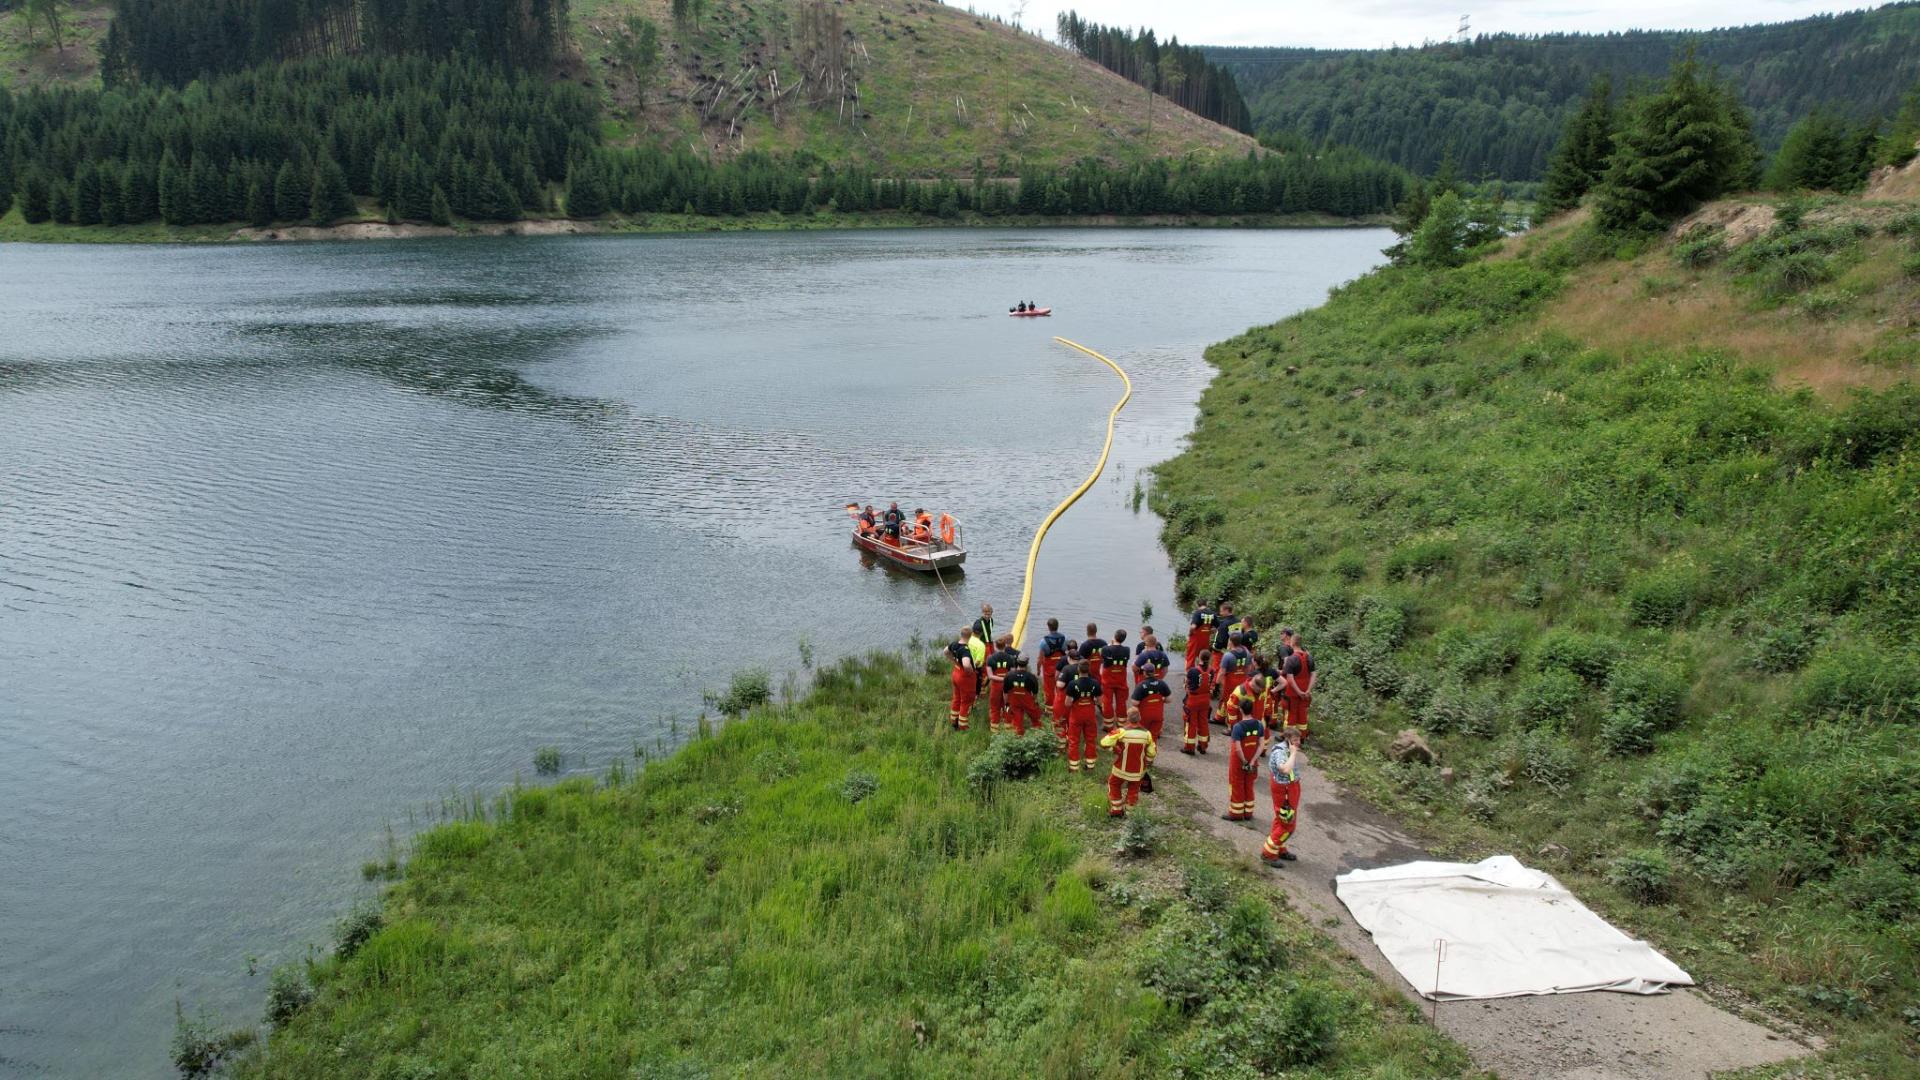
[1101,707,1156,817]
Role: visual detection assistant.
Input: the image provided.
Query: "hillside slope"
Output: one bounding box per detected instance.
[1153,189,1920,1075]
[1206,2,1920,180]
[0,0,1256,173]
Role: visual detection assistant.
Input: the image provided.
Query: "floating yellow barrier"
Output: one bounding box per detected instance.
[1010,338,1132,650]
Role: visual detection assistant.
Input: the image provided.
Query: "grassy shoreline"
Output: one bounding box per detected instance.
[1152,197,1920,1077]
[223,652,1474,1078]
[0,206,1391,246]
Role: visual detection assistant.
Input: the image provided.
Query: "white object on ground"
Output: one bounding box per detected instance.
[1334,855,1694,999]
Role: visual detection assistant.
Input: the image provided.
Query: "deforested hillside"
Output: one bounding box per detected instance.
[0,0,1257,173]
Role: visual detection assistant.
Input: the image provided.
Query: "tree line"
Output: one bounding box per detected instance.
[1207,2,1920,180]
[0,51,1410,229]
[98,0,573,87]
[1054,10,1252,134]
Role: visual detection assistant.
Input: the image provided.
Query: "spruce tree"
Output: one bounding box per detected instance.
[1595,48,1758,232]
[274,160,308,222]
[429,184,453,226]
[309,156,356,224]
[1539,76,1616,216]
[1883,80,1920,166]
[471,162,522,221]
[1406,190,1471,267]
[159,153,191,225]
[564,159,610,217]
[245,178,273,225]
[0,160,14,221]
[98,165,124,225]
[49,180,73,224]
[20,170,52,223]
[1766,110,1865,192]
[72,163,101,225]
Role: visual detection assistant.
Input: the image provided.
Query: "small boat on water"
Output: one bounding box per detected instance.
[852,528,967,572]
[1010,308,1053,317]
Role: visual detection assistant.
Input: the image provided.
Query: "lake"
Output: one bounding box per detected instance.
[0,227,1389,1076]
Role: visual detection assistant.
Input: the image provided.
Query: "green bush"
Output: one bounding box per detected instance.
[965,732,1056,793]
[1742,620,1817,673]
[1600,709,1658,754]
[334,902,384,959]
[1607,849,1675,904]
[838,770,879,804]
[532,746,561,775]
[1607,664,1687,729]
[1796,287,1855,320]
[1385,536,1454,581]
[1422,681,1500,737]
[1435,624,1524,679]
[1625,565,1703,627]
[1673,230,1726,268]
[1253,984,1344,1069]
[1793,647,1920,723]
[1518,730,1577,793]
[1330,549,1368,583]
[704,669,772,718]
[1533,628,1618,684]
[1354,594,1412,648]
[1115,813,1161,859]
[264,966,315,1028]
[171,1004,253,1079]
[1513,668,1589,730]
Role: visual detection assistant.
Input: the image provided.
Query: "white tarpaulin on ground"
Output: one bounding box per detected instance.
[1334,855,1694,1000]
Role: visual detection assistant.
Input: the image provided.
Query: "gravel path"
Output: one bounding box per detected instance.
[1147,742,1817,1079]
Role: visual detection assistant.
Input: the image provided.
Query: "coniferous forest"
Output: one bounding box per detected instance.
[1208,3,1920,180]
[1054,10,1253,135]
[0,0,1410,231]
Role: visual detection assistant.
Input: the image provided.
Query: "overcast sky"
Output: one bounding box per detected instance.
[1003,1,1881,49]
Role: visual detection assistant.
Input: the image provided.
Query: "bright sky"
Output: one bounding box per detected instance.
[999,1,1883,49]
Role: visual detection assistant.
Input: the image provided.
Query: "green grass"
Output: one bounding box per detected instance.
[1154,200,1920,1077]
[232,650,1474,1078]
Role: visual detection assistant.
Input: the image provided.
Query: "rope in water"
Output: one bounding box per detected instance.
[1009,337,1133,651]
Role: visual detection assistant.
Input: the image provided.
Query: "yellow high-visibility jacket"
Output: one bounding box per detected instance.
[1100,727,1158,780]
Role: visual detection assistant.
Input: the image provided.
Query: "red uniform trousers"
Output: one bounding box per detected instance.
[1065,701,1101,771]
[948,666,976,729]
[1004,690,1040,736]
[987,678,1007,731]
[1217,671,1247,721]
[1184,632,1206,672]
[1285,692,1311,739]
[1038,656,1060,714]
[1182,694,1211,751]
[1263,776,1301,858]
[1137,701,1166,746]
[1052,686,1071,752]
[1100,669,1129,723]
[1107,774,1142,815]
[1227,739,1261,819]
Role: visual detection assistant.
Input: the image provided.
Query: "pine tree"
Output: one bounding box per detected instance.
[1539,76,1616,216]
[72,163,101,225]
[1406,190,1471,267]
[470,162,522,221]
[1883,79,1920,166]
[98,164,124,225]
[309,156,356,224]
[159,152,191,225]
[429,184,453,226]
[274,161,308,222]
[0,159,15,221]
[245,178,273,225]
[1594,48,1758,232]
[564,159,610,217]
[1766,110,1869,192]
[20,170,52,223]
[49,180,73,224]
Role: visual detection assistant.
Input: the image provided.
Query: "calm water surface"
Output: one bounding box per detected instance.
[0,228,1388,1075]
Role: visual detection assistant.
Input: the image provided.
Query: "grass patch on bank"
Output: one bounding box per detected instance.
[232,650,1472,1079]
[1154,199,1920,1076]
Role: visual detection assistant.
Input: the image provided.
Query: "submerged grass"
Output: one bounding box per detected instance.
[233,650,1473,1078]
[1154,197,1920,1076]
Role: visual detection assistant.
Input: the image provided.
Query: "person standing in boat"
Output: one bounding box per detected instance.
[857,505,878,537]
[882,502,905,544]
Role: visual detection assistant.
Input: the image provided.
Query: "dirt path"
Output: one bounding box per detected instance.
[1147,741,1817,1079]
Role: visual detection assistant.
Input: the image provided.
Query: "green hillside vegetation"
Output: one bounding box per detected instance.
[1053,10,1251,134]
[217,653,1474,1079]
[1206,2,1920,180]
[1153,132,1920,1080]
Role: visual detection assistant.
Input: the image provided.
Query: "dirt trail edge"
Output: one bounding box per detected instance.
[1149,745,1818,1079]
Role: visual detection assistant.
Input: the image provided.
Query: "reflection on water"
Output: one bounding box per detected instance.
[0,228,1388,1077]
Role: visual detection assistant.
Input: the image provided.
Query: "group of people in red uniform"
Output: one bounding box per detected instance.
[944,598,1314,868]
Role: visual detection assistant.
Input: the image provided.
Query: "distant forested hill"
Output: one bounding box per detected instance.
[1206,2,1920,180]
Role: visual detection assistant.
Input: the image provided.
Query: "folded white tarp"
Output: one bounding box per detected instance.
[1334,855,1694,999]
